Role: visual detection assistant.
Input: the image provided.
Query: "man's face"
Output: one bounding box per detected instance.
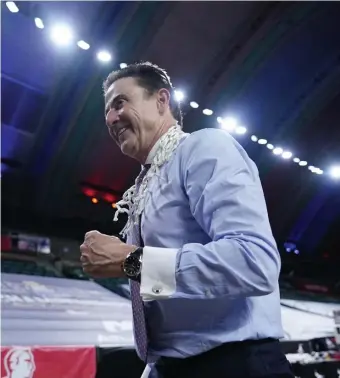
[105,77,161,161]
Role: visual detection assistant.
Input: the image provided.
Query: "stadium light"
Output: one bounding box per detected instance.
[273,147,283,155]
[190,101,199,108]
[34,18,44,29]
[97,50,112,62]
[329,165,340,179]
[258,139,267,145]
[77,40,90,50]
[203,108,213,116]
[235,126,247,135]
[174,90,185,102]
[120,63,128,69]
[282,151,293,159]
[6,1,19,13]
[50,25,73,46]
[221,117,237,132]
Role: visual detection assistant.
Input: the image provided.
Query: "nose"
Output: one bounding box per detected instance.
[106,108,120,128]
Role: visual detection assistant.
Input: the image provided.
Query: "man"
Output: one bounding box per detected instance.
[80,62,293,378]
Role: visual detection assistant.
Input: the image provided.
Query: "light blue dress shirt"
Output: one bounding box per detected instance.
[127,128,283,362]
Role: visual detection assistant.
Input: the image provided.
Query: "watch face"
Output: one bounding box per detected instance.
[124,253,141,278]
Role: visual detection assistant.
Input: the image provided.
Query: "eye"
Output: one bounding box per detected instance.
[114,98,125,110]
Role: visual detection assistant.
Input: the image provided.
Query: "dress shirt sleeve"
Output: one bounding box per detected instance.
[140,129,281,300]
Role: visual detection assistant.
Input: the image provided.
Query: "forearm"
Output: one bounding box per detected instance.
[140,235,280,300]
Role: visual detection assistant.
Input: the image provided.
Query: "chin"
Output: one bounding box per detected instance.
[121,142,137,159]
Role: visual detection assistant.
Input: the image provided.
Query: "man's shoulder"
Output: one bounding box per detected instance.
[188,127,232,143]
[178,128,235,157]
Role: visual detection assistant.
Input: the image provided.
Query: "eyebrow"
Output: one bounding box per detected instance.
[105,94,126,115]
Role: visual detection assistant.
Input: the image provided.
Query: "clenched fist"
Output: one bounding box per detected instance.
[80,230,136,278]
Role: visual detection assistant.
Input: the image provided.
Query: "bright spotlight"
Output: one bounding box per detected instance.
[50,25,73,46]
[251,135,258,142]
[293,157,300,163]
[267,144,274,150]
[34,18,44,29]
[299,161,307,166]
[174,90,184,102]
[6,1,19,13]
[120,63,128,69]
[221,117,237,131]
[329,165,340,179]
[258,139,267,145]
[203,108,213,116]
[309,166,322,175]
[235,126,247,135]
[190,101,199,109]
[97,51,112,62]
[217,117,223,124]
[273,147,283,155]
[282,151,292,159]
[77,40,90,50]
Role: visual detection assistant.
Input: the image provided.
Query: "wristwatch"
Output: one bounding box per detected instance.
[122,247,143,281]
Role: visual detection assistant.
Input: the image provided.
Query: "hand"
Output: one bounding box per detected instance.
[80,230,136,278]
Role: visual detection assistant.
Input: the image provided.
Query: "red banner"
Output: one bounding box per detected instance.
[1,346,96,378]
[1,235,12,252]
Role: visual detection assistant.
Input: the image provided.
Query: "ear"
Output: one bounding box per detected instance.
[157,88,171,114]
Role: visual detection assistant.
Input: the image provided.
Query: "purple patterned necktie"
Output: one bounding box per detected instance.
[130,165,150,362]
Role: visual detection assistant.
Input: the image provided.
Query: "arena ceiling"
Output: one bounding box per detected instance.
[2,1,340,260]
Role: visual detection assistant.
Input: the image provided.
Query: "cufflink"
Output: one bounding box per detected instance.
[152,285,163,294]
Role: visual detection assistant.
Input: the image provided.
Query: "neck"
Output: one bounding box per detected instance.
[139,118,178,164]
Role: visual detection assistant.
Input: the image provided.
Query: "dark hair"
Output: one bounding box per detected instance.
[103,61,183,126]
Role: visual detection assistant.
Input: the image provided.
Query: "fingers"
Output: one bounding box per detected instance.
[80,243,89,254]
[84,231,119,244]
[85,230,100,237]
[82,263,93,275]
[85,230,100,243]
[80,245,89,269]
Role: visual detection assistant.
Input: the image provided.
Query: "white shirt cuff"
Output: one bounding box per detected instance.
[140,246,178,301]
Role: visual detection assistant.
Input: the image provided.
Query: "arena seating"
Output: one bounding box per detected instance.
[1,252,130,300]
[1,258,59,277]
[60,264,129,297]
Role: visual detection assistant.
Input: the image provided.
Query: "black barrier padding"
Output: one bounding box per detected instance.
[280,340,312,354]
[96,347,145,378]
[96,346,340,378]
[292,360,340,378]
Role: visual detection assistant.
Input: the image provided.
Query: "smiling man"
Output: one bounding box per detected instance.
[80,62,294,378]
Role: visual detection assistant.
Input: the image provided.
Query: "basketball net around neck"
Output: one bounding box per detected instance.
[113,124,187,239]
